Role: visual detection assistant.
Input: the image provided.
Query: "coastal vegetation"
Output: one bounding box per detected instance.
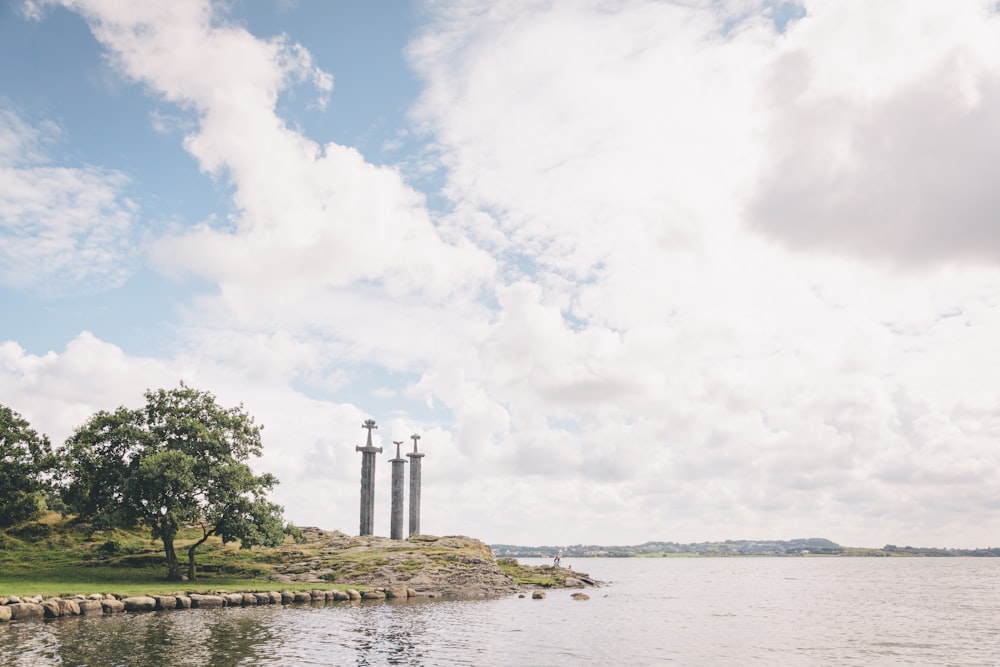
[1,385,289,582]
[59,384,286,581]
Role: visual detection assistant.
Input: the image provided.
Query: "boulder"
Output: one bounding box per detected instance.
[9,603,44,620]
[531,591,545,600]
[7,596,20,603]
[153,595,177,610]
[346,589,362,601]
[360,589,386,600]
[571,593,590,601]
[384,587,409,599]
[78,600,104,615]
[310,589,326,601]
[41,600,63,618]
[87,593,104,601]
[243,593,261,605]
[175,596,192,609]
[268,592,282,604]
[101,599,125,614]
[188,594,224,609]
[58,599,81,616]
[407,588,418,598]
[331,590,349,601]
[0,606,12,622]
[292,592,312,604]
[281,591,295,604]
[123,597,157,612]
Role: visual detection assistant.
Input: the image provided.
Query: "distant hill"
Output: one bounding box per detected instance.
[492,538,843,558]
[492,538,1000,558]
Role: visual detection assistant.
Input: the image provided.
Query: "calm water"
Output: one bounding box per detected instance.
[3,557,1000,666]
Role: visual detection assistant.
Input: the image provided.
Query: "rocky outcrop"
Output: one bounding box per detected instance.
[269,532,521,598]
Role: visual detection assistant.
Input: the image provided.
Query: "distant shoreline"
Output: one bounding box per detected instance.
[492,538,1000,558]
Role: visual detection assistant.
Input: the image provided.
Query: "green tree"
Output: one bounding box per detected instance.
[61,383,286,580]
[0,404,56,527]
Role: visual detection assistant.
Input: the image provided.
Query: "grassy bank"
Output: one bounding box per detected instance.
[0,513,347,598]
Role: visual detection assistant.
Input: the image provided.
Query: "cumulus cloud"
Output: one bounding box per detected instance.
[403,0,1000,546]
[31,0,493,303]
[9,0,1000,547]
[0,108,137,292]
[750,0,1000,265]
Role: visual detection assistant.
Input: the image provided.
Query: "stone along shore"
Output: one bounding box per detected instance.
[0,587,419,622]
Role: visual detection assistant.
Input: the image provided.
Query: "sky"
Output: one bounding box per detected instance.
[2,0,1000,549]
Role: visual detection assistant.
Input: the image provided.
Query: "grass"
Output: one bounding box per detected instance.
[496,558,559,587]
[0,513,355,598]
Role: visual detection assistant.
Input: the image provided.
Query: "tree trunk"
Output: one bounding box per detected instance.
[162,532,181,581]
[187,530,212,581]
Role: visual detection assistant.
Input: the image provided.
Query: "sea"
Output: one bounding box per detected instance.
[3,556,1000,666]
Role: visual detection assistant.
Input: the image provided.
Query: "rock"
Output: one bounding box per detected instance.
[78,600,104,615]
[0,606,12,622]
[384,587,409,599]
[310,589,326,601]
[292,592,312,604]
[571,593,590,601]
[361,589,386,600]
[175,596,192,609]
[123,596,157,612]
[407,588,417,598]
[7,596,20,603]
[188,594,224,609]
[87,593,104,601]
[563,578,585,588]
[281,591,294,604]
[153,595,177,610]
[331,590,349,601]
[58,599,81,616]
[244,593,261,605]
[224,593,243,606]
[531,591,545,600]
[9,603,44,620]
[101,599,125,614]
[268,592,282,604]
[346,589,362,601]
[41,600,63,618]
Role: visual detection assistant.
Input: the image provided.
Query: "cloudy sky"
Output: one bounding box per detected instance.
[3,0,1000,549]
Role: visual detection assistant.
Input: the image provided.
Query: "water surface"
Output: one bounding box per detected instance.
[3,557,999,665]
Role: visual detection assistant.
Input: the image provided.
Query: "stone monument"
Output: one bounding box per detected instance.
[356,419,382,536]
[407,433,425,537]
[389,440,407,540]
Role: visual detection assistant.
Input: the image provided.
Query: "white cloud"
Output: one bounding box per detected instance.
[0,108,137,292]
[750,0,1000,265]
[9,0,1000,548]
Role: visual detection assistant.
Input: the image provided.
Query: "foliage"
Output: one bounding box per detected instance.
[59,383,286,580]
[0,404,56,527]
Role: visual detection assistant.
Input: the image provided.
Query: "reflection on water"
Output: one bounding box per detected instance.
[5,559,1000,666]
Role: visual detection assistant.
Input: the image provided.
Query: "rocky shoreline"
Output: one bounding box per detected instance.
[0,587,420,622]
[0,531,600,623]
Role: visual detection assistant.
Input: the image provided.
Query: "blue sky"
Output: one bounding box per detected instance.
[3,0,1000,548]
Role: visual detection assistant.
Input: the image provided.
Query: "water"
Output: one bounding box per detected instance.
[3,557,1000,666]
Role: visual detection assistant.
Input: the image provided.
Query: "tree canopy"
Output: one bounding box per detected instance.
[60,383,286,580]
[0,404,56,528]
